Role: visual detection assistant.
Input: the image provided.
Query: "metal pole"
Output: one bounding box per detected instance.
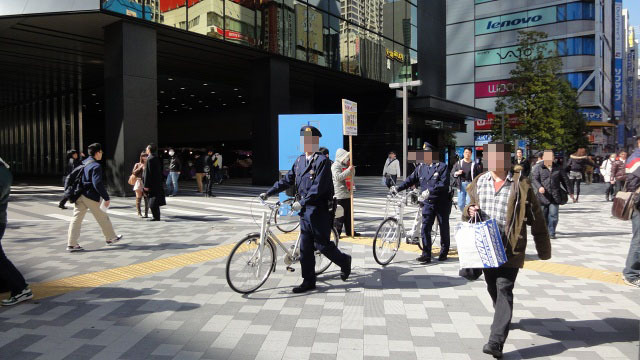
[501,115,505,141]
[402,85,408,180]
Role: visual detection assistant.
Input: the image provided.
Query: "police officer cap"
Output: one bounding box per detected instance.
[300,125,322,137]
[423,142,434,151]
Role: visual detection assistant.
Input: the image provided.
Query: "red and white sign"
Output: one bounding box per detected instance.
[475,113,523,131]
[475,80,518,98]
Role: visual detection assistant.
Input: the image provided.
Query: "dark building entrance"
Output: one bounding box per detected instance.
[0,1,484,196]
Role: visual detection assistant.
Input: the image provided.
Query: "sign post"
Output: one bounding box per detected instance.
[389,80,422,180]
[342,99,357,238]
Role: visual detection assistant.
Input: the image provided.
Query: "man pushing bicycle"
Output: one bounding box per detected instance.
[390,142,451,264]
[260,125,352,293]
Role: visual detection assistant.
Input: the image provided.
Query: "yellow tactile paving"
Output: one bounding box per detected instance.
[0,233,627,302]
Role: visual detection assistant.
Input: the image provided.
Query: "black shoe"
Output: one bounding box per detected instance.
[482,342,503,358]
[438,253,448,261]
[353,232,362,237]
[550,235,557,239]
[292,281,316,293]
[149,218,160,222]
[340,255,352,281]
[58,203,67,210]
[416,254,431,263]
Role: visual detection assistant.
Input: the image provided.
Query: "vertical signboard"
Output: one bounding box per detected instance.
[342,99,357,237]
[614,0,623,118]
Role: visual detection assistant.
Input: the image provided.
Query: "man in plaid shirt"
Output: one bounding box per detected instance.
[463,142,550,358]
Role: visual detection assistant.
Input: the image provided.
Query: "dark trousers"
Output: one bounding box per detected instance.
[149,198,161,220]
[205,172,214,195]
[568,179,581,200]
[385,175,397,188]
[483,267,519,345]
[420,201,451,257]
[614,179,626,196]
[0,223,28,296]
[299,206,350,283]
[606,182,615,199]
[334,198,353,236]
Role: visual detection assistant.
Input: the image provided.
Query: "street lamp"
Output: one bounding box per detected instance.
[389,80,422,180]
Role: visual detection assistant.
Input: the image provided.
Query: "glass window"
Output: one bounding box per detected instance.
[410,24,417,50]
[393,0,409,44]
[291,1,309,61]
[583,36,595,55]
[410,3,417,27]
[321,13,341,70]
[567,2,582,21]
[557,39,567,56]
[556,4,567,21]
[223,0,259,48]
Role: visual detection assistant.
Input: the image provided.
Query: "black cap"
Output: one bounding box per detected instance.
[300,125,322,137]
[423,142,434,151]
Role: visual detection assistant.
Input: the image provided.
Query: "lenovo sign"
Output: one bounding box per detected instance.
[476,6,556,35]
[475,80,518,98]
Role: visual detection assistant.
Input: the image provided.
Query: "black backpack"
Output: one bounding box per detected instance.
[64,160,93,203]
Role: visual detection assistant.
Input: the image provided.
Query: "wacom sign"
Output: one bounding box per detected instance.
[476,7,556,35]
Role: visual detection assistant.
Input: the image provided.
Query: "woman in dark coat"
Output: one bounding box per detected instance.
[565,147,594,203]
[143,143,166,221]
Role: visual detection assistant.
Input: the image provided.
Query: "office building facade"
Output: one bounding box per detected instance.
[447,0,615,155]
[0,0,483,194]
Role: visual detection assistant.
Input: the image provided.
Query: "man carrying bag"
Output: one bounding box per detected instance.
[459,142,551,358]
[619,136,640,288]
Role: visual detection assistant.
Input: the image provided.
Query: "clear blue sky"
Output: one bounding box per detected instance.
[625,0,640,29]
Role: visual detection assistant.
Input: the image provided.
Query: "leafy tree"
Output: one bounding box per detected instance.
[492,31,589,152]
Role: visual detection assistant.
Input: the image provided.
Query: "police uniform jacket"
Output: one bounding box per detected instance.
[396,162,450,210]
[266,153,334,208]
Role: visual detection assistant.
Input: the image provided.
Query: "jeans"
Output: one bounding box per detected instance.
[458,181,471,210]
[624,211,640,281]
[0,223,28,296]
[541,203,559,237]
[614,180,626,196]
[166,172,179,195]
[605,183,615,199]
[483,267,519,345]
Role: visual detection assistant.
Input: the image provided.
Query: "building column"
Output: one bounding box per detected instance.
[104,21,157,196]
[251,57,290,186]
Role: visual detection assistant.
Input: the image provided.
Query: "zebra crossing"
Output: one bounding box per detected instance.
[8,178,444,233]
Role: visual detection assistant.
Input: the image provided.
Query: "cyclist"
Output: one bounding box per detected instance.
[391,142,451,264]
[260,125,352,293]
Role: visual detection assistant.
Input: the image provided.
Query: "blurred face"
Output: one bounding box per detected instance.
[408,150,438,164]
[301,134,319,153]
[620,152,627,160]
[543,151,554,167]
[610,154,616,161]
[463,149,472,160]
[72,153,78,160]
[516,149,523,159]
[94,150,103,161]
[483,143,511,172]
[389,153,396,159]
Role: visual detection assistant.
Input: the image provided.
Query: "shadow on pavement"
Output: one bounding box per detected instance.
[513,317,640,359]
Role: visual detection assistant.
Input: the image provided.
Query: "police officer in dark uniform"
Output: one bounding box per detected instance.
[391,142,451,264]
[260,125,352,293]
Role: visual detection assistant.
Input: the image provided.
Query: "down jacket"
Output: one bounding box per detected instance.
[531,161,571,206]
[611,159,627,182]
[332,148,354,200]
[566,155,594,173]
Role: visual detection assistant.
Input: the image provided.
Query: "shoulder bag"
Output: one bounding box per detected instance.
[612,182,639,221]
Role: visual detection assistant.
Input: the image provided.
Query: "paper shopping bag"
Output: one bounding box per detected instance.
[455,218,507,269]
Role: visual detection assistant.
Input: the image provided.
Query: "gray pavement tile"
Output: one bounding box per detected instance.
[288,328,317,347]
[71,328,104,340]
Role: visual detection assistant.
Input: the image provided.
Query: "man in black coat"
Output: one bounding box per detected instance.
[531,150,572,239]
[143,143,166,221]
[512,148,531,178]
[58,149,84,209]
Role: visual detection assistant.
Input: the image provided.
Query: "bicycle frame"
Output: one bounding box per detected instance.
[256,201,301,266]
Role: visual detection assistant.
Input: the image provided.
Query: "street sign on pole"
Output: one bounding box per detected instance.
[342,99,357,237]
[389,80,422,180]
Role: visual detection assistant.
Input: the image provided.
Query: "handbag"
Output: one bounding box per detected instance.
[612,182,638,221]
[128,174,137,186]
[454,214,508,269]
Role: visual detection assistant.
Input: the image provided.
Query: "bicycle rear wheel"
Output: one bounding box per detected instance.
[275,205,300,233]
[373,218,401,266]
[431,218,439,247]
[315,227,339,275]
[226,235,276,294]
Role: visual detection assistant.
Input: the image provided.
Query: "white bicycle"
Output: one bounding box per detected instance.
[372,189,439,266]
[225,198,339,294]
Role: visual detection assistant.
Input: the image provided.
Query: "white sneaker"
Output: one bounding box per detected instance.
[623,277,640,288]
[2,287,33,306]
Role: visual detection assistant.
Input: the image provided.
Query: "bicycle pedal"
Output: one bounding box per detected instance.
[286,266,295,272]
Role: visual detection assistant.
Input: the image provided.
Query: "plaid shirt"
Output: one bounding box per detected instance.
[476,172,513,235]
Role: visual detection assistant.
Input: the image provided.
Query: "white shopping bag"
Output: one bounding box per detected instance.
[455,217,507,269]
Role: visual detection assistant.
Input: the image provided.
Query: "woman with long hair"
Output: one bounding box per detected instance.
[132,152,149,217]
[565,147,594,203]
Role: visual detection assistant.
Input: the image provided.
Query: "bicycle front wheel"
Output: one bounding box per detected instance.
[373,218,401,266]
[315,227,340,275]
[275,205,300,233]
[226,235,276,294]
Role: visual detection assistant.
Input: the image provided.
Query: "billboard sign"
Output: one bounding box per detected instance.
[475,41,556,67]
[614,0,623,117]
[579,108,604,121]
[475,113,523,131]
[474,134,493,146]
[342,100,358,136]
[475,80,518,98]
[476,6,556,35]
